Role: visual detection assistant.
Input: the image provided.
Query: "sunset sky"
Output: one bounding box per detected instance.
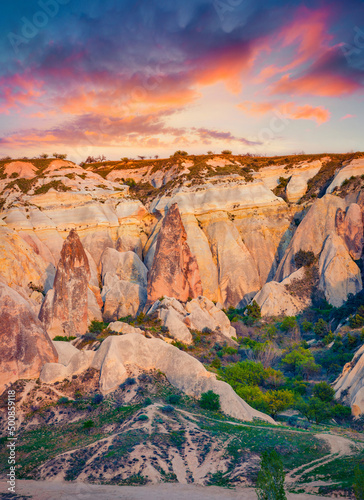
[1,0,363,162]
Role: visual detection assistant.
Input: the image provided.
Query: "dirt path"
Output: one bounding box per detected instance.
[285,433,362,487]
[0,479,341,500]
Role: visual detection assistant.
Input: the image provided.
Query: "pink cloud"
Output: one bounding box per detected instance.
[238,100,330,124]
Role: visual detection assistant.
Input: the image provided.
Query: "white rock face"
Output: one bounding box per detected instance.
[91,333,275,423]
[101,275,147,321]
[52,341,80,366]
[40,350,95,384]
[205,214,261,307]
[275,195,346,281]
[253,268,310,317]
[101,248,148,287]
[160,307,192,344]
[285,161,322,202]
[319,233,362,307]
[334,344,364,416]
[327,158,364,194]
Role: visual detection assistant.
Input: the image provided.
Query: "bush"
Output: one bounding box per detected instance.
[221,149,232,155]
[161,405,174,413]
[83,420,94,429]
[143,397,152,406]
[281,346,320,378]
[294,250,315,268]
[263,389,295,419]
[199,390,221,411]
[167,394,181,404]
[92,394,104,405]
[314,319,330,338]
[280,316,297,332]
[88,320,108,333]
[125,377,136,386]
[137,414,149,421]
[246,300,261,320]
[53,335,76,342]
[57,396,69,404]
[313,381,335,402]
[173,150,188,156]
[256,449,286,500]
[301,321,313,332]
[211,357,221,369]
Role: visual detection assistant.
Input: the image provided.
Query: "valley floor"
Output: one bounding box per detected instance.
[0,480,339,500]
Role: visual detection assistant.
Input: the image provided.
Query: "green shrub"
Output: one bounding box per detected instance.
[57,397,69,404]
[92,394,104,405]
[137,414,149,421]
[301,320,313,332]
[263,389,295,419]
[167,394,181,404]
[246,300,261,320]
[83,420,94,429]
[280,316,297,332]
[313,382,335,403]
[314,319,330,338]
[256,449,287,500]
[88,320,108,333]
[53,335,76,342]
[199,390,220,411]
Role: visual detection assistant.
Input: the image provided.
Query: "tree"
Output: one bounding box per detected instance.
[221,149,232,155]
[281,347,316,376]
[39,153,49,159]
[246,300,261,320]
[256,449,287,500]
[313,381,335,403]
[297,397,331,424]
[53,153,67,159]
[354,463,364,500]
[199,390,220,411]
[172,150,188,156]
[314,318,330,338]
[280,316,297,332]
[264,390,295,419]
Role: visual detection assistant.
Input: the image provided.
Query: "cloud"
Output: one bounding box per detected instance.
[194,127,262,145]
[239,100,330,124]
[340,113,356,120]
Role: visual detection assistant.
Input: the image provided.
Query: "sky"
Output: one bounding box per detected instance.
[0,0,363,163]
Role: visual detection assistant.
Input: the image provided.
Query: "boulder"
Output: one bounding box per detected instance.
[147,203,203,304]
[52,341,79,366]
[319,233,362,307]
[0,282,58,393]
[185,296,236,338]
[39,230,91,338]
[286,175,309,203]
[40,350,95,384]
[159,307,192,344]
[334,344,364,416]
[252,268,310,317]
[91,333,275,423]
[102,274,147,321]
[116,234,143,260]
[108,322,144,335]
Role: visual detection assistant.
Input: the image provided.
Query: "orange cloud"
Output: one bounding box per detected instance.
[238,100,330,124]
[271,72,362,97]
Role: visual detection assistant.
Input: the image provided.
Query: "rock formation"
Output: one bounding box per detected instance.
[0,281,57,393]
[39,230,91,338]
[334,344,364,416]
[40,333,274,423]
[335,203,363,260]
[253,268,311,317]
[147,203,202,304]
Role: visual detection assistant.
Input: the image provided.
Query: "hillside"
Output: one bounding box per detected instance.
[0,151,364,498]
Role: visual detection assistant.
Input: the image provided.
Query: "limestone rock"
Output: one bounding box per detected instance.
[335,203,363,260]
[319,233,362,307]
[101,248,148,288]
[147,203,202,304]
[40,350,95,384]
[0,282,57,393]
[252,268,310,317]
[108,322,144,335]
[159,306,192,344]
[39,230,91,338]
[0,227,48,291]
[52,341,80,366]
[116,234,143,260]
[275,195,346,281]
[334,344,364,416]
[185,296,236,338]
[91,333,275,423]
[286,176,308,203]
[205,214,261,307]
[102,274,147,321]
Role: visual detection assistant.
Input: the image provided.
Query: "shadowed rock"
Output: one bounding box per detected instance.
[335,203,363,260]
[147,203,202,304]
[39,229,91,338]
[0,281,57,393]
